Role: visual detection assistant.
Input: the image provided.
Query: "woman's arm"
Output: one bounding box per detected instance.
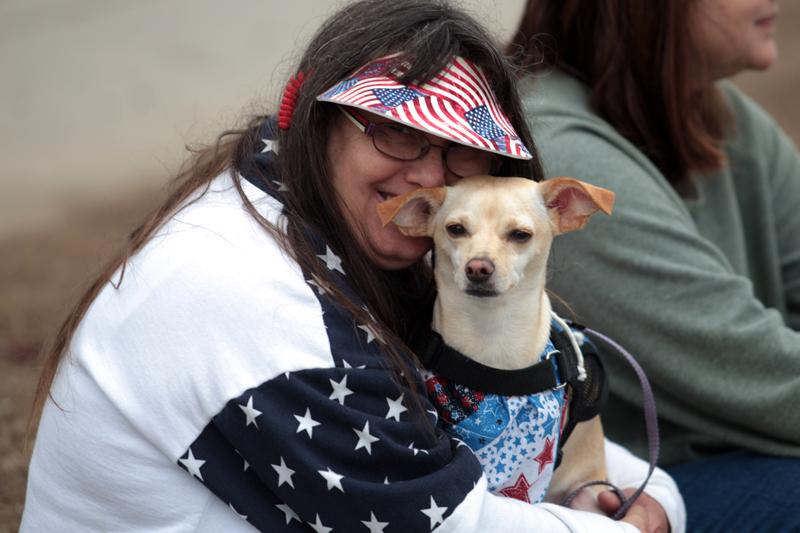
[101,193,642,532]
[603,439,686,533]
[205,362,645,532]
[749,94,800,330]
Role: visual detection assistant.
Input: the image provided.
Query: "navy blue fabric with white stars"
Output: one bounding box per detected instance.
[176,119,484,532]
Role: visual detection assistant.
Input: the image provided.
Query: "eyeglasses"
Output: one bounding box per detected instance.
[340,107,500,178]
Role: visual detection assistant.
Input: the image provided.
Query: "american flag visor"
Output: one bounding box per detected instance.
[316,56,533,160]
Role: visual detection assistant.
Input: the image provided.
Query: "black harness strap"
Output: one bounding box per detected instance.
[550,323,609,455]
[412,329,580,397]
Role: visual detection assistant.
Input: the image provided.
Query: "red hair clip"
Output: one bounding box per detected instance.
[278,71,306,130]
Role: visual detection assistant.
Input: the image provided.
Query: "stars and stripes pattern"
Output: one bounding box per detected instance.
[317,55,532,160]
[373,87,426,108]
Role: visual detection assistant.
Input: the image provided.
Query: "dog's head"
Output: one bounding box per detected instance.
[378,176,614,297]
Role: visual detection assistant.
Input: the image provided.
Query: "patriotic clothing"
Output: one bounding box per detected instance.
[317,55,532,160]
[424,334,567,505]
[423,318,608,506]
[22,120,684,532]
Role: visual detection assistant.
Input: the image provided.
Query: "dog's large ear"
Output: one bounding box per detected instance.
[541,177,615,234]
[377,187,447,237]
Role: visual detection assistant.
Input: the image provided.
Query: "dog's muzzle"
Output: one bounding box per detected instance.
[465,285,499,298]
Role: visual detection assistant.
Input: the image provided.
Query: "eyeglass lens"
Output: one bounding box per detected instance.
[372,123,498,177]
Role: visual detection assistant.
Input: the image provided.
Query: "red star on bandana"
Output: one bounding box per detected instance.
[499,473,532,503]
[534,436,555,474]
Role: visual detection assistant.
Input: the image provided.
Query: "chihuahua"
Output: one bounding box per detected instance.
[378,175,614,509]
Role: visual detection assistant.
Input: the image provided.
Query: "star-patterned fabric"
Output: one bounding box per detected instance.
[166,124,486,531]
[22,117,685,533]
[423,335,568,505]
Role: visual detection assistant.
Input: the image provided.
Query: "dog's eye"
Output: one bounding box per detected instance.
[508,229,532,243]
[446,224,467,237]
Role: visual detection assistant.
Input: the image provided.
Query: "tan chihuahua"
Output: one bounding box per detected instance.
[378,175,615,509]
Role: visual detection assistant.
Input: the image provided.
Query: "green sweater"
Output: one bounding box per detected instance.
[522,70,800,465]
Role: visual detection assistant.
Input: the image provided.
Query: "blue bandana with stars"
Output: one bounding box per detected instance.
[422,333,568,504]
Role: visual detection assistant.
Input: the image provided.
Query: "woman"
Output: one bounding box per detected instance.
[23,1,682,531]
[512,0,800,529]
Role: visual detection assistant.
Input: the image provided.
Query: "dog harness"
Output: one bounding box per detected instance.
[413,315,608,504]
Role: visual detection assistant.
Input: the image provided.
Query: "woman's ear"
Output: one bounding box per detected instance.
[541,177,615,234]
[376,187,447,237]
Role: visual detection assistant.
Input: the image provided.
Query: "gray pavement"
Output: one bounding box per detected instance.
[0,0,525,236]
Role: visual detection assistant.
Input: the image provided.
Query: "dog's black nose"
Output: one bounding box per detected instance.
[465,257,495,283]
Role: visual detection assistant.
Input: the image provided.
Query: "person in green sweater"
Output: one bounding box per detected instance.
[511,0,798,529]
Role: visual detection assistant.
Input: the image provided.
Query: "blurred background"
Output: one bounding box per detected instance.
[0,1,797,529]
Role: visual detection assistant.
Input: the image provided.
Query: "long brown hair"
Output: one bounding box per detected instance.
[31,0,541,435]
[509,0,731,184]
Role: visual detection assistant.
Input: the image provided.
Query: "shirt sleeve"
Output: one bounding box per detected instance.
[530,104,800,461]
[757,102,800,329]
[605,439,686,533]
[191,364,644,532]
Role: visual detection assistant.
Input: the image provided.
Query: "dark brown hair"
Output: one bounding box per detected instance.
[31,0,541,434]
[509,0,731,184]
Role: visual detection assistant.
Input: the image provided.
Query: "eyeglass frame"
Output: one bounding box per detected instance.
[338,106,501,178]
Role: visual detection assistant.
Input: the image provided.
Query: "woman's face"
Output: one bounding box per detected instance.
[691,0,779,79]
[326,111,462,270]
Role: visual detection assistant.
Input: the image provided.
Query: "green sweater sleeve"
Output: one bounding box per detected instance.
[523,73,800,464]
[757,101,800,329]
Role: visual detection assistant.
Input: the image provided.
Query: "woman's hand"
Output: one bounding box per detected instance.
[599,488,670,533]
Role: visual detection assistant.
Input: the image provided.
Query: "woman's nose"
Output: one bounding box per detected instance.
[406,145,452,188]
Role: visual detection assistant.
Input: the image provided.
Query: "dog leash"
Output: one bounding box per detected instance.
[560,328,660,521]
